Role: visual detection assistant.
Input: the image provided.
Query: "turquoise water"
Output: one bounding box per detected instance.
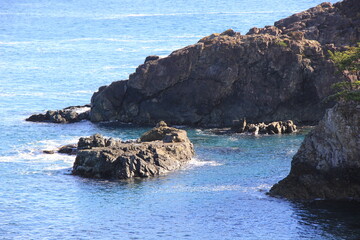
[2,0,360,239]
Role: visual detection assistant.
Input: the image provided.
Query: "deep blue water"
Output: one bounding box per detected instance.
[2,0,360,239]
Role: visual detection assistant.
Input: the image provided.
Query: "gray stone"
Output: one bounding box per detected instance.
[72,123,194,179]
[269,102,360,200]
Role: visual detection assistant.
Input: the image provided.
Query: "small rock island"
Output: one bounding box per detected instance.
[72,122,194,179]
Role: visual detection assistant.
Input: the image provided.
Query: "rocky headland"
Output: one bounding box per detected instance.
[89,0,359,127]
[27,0,359,127]
[72,122,194,179]
[269,102,360,200]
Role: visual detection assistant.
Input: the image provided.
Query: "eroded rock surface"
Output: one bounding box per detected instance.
[269,102,360,200]
[72,122,194,179]
[232,120,297,134]
[90,0,359,126]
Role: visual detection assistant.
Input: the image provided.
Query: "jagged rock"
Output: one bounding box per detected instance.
[89,0,360,126]
[272,1,360,47]
[269,102,360,200]
[232,120,296,135]
[26,105,90,123]
[72,123,194,179]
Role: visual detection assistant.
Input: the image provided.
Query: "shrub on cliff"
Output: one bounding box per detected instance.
[328,43,360,102]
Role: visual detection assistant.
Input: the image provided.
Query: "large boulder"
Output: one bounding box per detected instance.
[89,0,360,127]
[269,102,360,200]
[72,123,194,179]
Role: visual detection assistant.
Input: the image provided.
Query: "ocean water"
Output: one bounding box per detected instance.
[1,0,360,239]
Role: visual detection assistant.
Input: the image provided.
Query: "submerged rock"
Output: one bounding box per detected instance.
[26,105,90,123]
[269,102,360,200]
[43,144,78,155]
[72,122,194,179]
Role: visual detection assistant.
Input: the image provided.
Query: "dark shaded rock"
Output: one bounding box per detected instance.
[269,102,360,200]
[27,105,90,124]
[42,143,78,155]
[144,55,160,63]
[27,113,49,122]
[89,0,360,127]
[58,144,78,155]
[72,123,194,179]
[220,29,237,37]
[231,118,246,132]
[43,150,55,154]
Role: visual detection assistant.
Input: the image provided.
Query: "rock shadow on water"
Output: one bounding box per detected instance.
[291,200,360,239]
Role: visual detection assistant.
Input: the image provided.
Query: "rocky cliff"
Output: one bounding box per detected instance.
[89,0,359,127]
[269,102,360,200]
[72,122,194,179]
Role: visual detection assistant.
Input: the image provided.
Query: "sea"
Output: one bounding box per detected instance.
[1,0,360,239]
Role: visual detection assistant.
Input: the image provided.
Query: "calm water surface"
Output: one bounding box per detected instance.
[1,0,360,239]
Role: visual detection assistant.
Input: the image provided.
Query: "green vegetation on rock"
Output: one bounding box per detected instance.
[328,43,360,102]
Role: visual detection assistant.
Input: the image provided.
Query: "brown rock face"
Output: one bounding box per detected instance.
[72,123,194,179]
[269,102,360,200]
[273,1,360,46]
[90,0,359,127]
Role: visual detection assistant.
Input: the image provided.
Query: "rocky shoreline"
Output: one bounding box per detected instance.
[26,0,360,201]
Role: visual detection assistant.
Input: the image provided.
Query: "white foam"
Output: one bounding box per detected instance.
[187,157,223,167]
[102,65,122,70]
[74,107,91,114]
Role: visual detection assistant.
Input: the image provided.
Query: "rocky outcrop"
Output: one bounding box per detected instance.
[269,102,360,200]
[232,120,297,134]
[72,122,194,179]
[248,1,360,47]
[90,0,359,127]
[27,105,90,123]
